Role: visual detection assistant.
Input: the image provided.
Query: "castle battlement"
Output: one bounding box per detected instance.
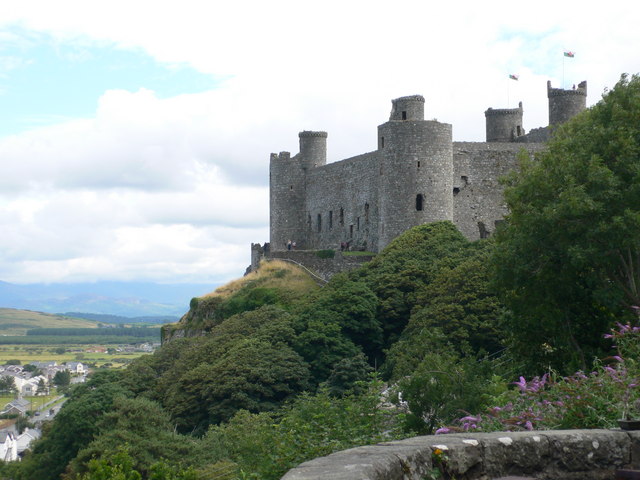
[268,80,586,253]
[298,131,328,138]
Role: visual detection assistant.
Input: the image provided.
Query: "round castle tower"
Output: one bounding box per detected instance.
[485,102,524,142]
[377,95,453,249]
[298,131,328,169]
[548,80,587,125]
[269,131,327,251]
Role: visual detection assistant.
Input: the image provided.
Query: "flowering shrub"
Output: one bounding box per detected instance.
[435,319,640,434]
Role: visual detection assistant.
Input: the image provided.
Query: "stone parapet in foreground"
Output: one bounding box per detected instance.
[281,429,640,479]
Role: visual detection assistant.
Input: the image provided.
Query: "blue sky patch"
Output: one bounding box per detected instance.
[0,29,217,136]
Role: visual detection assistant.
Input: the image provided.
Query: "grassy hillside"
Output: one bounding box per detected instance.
[0,308,100,335]
[164,260,320,336]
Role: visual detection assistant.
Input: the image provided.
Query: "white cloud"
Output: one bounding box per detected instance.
[0,0,638,284]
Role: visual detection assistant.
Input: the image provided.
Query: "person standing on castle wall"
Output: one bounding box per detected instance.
[292,241,296,249]
[287,240,292,250]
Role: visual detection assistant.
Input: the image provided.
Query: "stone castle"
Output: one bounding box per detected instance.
[268,80,587,253]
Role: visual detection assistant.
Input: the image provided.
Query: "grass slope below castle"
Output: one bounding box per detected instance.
[164,260,320,337]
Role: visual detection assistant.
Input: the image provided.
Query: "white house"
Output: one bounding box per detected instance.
[0,431,17,461]
[20,375,48,396]
[65,362,86,375]
[16,428,41,456]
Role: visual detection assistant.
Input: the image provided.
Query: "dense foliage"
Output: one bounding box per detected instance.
[493,74,640,374]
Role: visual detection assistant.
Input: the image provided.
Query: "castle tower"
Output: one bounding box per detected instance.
[377,95,453,249]
[485,102,525,142]
[298,131,328,169]
[269,131,328,251]
[548,80,587,125]
[269,150,306,251]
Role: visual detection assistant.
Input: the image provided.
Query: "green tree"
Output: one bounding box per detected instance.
[53,370,72,388]
[200,378,403,480]
[23,364,41,374]
[386,240,505,378]
[19,370,131,480]
[355,221,470,350]
[163,335,310,434]
[36,378,47,395]
[68,397,197,479]
[0,376,16,395]
[325,352,373,397]
[493,73,640,373]
[292,313,361,384]
[301,275,382,360]
[395,342,496,434]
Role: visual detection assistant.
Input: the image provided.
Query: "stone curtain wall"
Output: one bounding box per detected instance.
[305,152,380,252]
[281,429,640,480]
[452,142,545,241]
[266,251,374,281]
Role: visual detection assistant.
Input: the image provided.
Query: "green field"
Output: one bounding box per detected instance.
[0,309,154,367]
[0,345,148,368]
[0,308,100,335]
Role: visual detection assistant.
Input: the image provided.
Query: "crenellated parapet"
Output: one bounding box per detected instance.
[547,80,588,97]
[270,151,291,161]
[298,131,328,138]
[389,95,425,121]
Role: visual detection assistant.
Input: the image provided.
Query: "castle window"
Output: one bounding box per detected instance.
[329,211,333,229]
[350,225,353,237]
[453,187,460,195]
[308,214,311,228]
[380,137,384,149]
[402,111,407,120]
[364,203,369,223]
[339,208,344,225]
[317,214,322,232]
[478,222,489,239]
[357,217,360,231]
[290,185,293,190]
[517,126,522,136]
[416,194,424,211]
[417,161,421,168]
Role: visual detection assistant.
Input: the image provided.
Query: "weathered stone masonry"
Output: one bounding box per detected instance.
[269,81,587,253]
[281,429,640,480]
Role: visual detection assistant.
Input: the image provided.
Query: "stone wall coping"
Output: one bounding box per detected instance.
[281,429,640,479]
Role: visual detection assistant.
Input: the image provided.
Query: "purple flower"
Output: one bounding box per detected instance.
[524,421,533,431]
[435,427,450,435]
[514,376,528,392]
[460,416,479,423]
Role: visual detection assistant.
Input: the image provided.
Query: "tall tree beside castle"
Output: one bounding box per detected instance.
[493,74,640,373]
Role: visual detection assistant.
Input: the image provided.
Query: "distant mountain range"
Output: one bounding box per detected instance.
[0,281,217,318]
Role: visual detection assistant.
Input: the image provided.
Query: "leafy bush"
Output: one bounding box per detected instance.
[200,378,404,480]
[435,319,640,434]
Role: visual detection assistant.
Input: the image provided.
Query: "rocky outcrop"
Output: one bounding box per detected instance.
[281,429,640,479]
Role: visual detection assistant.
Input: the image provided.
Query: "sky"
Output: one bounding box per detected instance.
[0,0,638,287]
